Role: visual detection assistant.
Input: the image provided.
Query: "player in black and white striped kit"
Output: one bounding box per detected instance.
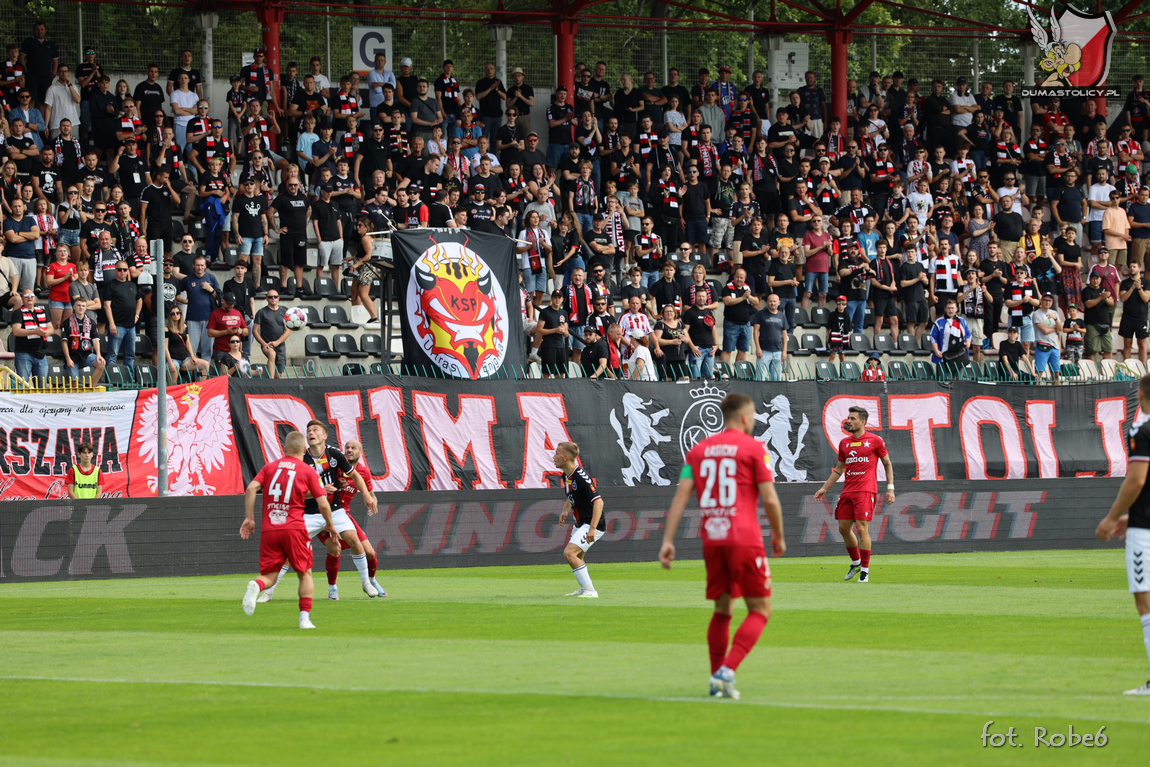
[1097,373,1150,696]
[554,442,605,599]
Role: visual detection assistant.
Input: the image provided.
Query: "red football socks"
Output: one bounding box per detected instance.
[707,612,733,673]
[299,597,313,612]
[860,549,871,568]
[367,554,377,578]
[325,554,340,585]
[846,545,861,564]
[723,611,769,671]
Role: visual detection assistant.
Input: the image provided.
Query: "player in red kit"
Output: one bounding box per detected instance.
[240,431,335,629]
[316,440,386,598]
[661,392,786,700]
[814,406,896,583]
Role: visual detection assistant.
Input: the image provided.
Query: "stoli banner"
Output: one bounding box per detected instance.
[228,376,1138,491]
[0,376,243,500]
[391,228,526,380]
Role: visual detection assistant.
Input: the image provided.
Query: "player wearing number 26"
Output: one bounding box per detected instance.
[239,430,335,629]
[661,392,786,700]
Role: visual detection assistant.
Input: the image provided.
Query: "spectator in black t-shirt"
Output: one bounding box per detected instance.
[139,168,179,262]
[720,267,759,364]
[997,325,1024,379]
[223,260,257,359]
[1081,270,1115,361]
[580,326,611,379]
[1118,261,1150,365]
[102,259,141,375]
[993,195,1025,261]
[271,179,311,295]
[898,244,930,339]
[683,289,717,379]
[619,265,651,311]
[649,260,685,315]
[533,289,569,378]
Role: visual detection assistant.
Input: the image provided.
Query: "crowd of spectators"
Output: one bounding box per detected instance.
[4,17,1150,383]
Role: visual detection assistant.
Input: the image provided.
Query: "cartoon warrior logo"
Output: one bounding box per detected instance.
[1028,5,1116,88]
[406,238,508,379]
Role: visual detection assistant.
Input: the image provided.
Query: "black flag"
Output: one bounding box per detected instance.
[391,229,526,379]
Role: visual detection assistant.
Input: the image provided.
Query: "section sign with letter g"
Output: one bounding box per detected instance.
[352,27,393,75]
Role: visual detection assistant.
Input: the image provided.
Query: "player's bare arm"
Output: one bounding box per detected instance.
[558,499,572,527]
[881,453,896,504]
[348,467,378,515]
[660,476,696,568]
[586,498,604,543]
[813,460,846,500]
[1098,460,1146,540]
[240,478,262,538]
[757,480,786,558]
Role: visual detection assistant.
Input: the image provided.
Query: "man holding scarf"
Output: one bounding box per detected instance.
[929,297,971,377]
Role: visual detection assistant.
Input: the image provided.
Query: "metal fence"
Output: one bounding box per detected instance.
[2,2,1146,115]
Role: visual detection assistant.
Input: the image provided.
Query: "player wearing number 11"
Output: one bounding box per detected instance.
[661,392,786,700]
[240,431,335,630]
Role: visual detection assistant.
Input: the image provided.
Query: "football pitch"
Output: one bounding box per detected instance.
[2,550,1148,766]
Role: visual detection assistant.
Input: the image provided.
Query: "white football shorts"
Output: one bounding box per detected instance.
[1127,527,1150,594]
[568,523,603,553]
[305,507,357,537]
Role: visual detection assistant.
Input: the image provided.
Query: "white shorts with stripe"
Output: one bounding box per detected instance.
[568,524,603,553]
[1127,527,1150,594]
[305,508,357,537]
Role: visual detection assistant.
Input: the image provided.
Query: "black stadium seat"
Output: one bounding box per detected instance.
[299,304,330,329]
[304,334,340,359]
[313,278,344,301]
[323,305,359,329]
[360,333,383,357]
[332,334,368,358]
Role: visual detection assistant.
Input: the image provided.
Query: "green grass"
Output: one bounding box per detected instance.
[1,550,1148,766]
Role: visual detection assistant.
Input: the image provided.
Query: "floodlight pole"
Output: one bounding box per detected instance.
[155,253,168,497]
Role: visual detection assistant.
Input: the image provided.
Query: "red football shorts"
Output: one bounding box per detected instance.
[835,491,877,521]
[703,544,772,601]
[317,514,368,545]
[259,528,314,575]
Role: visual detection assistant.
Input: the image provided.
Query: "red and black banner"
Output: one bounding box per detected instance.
[391,229,526,380]
[228,376,1138,493]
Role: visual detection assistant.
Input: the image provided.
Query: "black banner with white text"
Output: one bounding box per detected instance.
[228,377,1138,493]
[0,479,1124,581]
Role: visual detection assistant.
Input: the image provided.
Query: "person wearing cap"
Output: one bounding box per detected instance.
[75,46,103,137]
[1119,261,1150,365]
[231,175,269,282]
[1090,244,1122,307]
[994,325,1023,379]
[949,77,977,132]
[1081,268,1115,361]
[506,68,535,136]
[207,289,249,370]
[859,351,884,381]
[531,289,570,378]
[1028,291,1061,380]
[957,265,991,362]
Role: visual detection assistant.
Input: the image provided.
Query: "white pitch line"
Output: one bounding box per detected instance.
[2,675,1146,725]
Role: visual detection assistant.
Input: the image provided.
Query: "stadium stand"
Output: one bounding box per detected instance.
[2,24,1149,387]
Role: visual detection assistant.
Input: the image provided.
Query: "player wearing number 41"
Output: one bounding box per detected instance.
[1096,373,1150,696]
[813,406,895,583]
[554,442,605,598]
[240,430,334,629]
[260,421,380,601]
[661,393,787,700]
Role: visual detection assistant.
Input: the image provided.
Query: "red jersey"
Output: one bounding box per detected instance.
[254,456,325,533]
[683,428,774,546]
[334,460,370,511]
[836,432,888,494]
